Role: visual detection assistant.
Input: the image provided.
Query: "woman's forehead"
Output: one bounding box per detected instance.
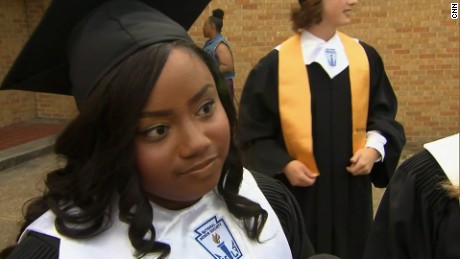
[143,48,215,107]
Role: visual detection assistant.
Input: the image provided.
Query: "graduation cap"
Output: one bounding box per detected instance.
[0,0,210,107]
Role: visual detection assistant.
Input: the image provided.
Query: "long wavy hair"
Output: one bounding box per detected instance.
[1,40,267,258]
[291,0,323,32]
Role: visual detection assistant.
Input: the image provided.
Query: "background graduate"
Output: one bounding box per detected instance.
[364,133,460,259]
[237,0,406,258]
[0,0,315,258]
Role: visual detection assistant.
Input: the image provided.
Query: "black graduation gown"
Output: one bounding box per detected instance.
[4,232,59,259]
[251,171,315,258]
[237,41,406,259]
[363,150,460,259]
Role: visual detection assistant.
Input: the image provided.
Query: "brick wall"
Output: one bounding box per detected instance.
[0,0,76,126]
[25,0,77,120]
[36,93,77,119]
[189,1,300,99]
[342,0,460,145]
[0,0,458,147]
[0,1,37,126]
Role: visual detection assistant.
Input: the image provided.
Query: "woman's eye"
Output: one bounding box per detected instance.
[141,124,169,141]
[196,99,215,117]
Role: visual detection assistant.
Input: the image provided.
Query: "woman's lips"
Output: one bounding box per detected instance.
[181,157,217,175]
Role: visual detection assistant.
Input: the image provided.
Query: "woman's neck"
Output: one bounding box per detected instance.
[307,24,337,42]
[209,31,219,40]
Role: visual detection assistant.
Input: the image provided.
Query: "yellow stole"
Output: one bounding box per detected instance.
[278,31,370,174]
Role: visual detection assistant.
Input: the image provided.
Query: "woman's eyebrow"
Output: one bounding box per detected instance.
[188,84,213,105]
[139,84,214,118]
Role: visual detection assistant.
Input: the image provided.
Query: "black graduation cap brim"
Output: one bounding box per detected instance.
[0,0,210,97]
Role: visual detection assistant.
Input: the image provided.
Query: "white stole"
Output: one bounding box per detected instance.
[21,169,292,258]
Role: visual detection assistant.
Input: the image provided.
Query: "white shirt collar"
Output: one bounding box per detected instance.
[276,30,351,79]
[300,30,349,78]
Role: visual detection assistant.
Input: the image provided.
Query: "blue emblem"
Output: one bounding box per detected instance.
[325,48,337,67]
[194,216,243,259]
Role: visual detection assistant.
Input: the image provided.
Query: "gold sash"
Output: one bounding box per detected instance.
[278,31,370,174]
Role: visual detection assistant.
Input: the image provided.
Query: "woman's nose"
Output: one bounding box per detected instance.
[177,122,211,158]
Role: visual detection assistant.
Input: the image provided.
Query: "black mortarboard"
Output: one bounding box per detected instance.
[0,0,210,107]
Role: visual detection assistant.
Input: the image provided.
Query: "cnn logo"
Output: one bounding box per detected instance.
[452,3,458,19]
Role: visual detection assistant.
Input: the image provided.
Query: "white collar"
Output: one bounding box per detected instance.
[150,171,278,243]
[299,30,350,78]
[423,133,459,186]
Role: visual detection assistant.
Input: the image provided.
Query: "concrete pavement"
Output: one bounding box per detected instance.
[0,153,59,250]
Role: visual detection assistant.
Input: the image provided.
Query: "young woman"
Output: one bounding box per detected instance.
[202,8,236,98]
[237,0,406,258]
[0,0,314,258]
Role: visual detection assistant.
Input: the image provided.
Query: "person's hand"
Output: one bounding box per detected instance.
[283,160,318,187]
[346,148,380,176]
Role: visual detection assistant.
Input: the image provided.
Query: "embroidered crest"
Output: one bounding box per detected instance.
[194,216,242,259]
[325,48,337,67]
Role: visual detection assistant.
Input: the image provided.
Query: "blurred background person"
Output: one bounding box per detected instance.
[202,8,236,99]
[236,0,406,258]
[364,133,460,259]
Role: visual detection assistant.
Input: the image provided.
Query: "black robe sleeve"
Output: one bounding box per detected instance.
[360,42,406,187]
[5,231,59,259]
[250,170,315,259]
[363,150,460,259]
[237,50,293,176]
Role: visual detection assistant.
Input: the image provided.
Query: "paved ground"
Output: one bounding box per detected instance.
[0,153,60,250]
[0,120,65,172]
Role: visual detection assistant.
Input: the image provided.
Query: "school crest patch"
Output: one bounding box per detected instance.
[325,48,337,67]
[194,216,243,259]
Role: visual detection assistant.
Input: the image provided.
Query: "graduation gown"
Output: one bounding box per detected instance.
[363,142,460,258]
[237,36,406,259]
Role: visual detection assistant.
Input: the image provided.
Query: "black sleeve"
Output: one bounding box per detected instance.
[360,41,406,187]
[6,231,59,259]
[250,170,315,259]
[237,50,293,176]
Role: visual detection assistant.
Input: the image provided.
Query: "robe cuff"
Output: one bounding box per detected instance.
[365,130,387,162]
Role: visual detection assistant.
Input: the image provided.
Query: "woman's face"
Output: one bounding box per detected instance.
[134,47,230,210]
[202,18,214,38]
[321,0,357,27]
